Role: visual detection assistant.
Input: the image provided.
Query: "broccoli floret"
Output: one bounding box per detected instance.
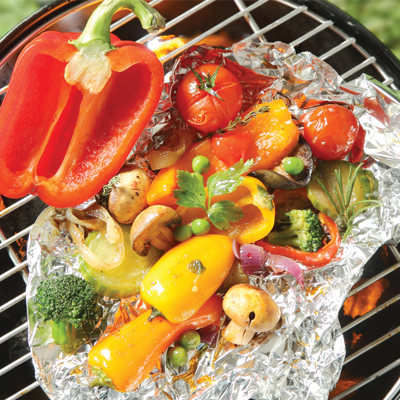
[267,209,324,253]
[35,275,100,347]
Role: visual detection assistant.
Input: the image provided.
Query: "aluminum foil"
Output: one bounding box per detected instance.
[26,41,400,400]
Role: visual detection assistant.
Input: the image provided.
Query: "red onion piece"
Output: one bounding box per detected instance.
[232,239,241,259]
[265,252,305,289]
[198,324,220,346]
[240,244,267,276]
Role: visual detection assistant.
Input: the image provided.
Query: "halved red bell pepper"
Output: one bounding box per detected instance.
[0,0,165,208]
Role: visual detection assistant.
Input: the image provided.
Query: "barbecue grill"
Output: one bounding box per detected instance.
[1,1,400,399]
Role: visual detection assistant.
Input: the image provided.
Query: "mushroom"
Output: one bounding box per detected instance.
[222,284,281,345]
[130,205,182,256]
[108,165,151,224]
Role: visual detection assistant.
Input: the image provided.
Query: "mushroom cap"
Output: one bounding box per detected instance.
[223,283,280,333]
[130,205,182,256]
[108,166,151,224]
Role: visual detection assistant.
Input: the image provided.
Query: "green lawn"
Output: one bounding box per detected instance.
[0,0,399,60]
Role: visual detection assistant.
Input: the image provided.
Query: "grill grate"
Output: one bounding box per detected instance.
[0,1,400,399]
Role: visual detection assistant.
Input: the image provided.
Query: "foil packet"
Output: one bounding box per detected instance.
[26,41,400,400]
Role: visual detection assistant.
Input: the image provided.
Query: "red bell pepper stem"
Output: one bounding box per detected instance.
[256,213,341,269]
[72,0,165,52]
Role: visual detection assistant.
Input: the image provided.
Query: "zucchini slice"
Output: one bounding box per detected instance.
[79,224,163,299]
[307,160,378,229]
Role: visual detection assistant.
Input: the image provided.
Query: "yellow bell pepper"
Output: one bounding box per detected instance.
[88,295,223,392]
[140,234,234,323]
[177,177,275,245]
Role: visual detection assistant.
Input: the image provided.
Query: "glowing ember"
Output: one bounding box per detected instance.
[350,331,362,349]
[329,375,361,399]
[343,278,389,319]
[0,195,4,211]
[150,35,187,59]
[16,237,27,259]
[149,32,235,59]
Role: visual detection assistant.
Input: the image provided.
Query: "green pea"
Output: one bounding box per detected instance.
[180,330,201,350]
[168,345,188,367]
[284,157,304,176]
[192,155,211,175]
[191,172,205,185]
[191,219,211,236]
[173,225,192,242]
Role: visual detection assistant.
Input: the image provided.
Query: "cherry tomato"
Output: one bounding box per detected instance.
[349,125,366,164]
[300,104,359,161]
[211,131,251,166]
[176,63,243,135]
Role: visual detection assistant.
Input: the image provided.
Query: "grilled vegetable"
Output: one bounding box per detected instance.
[140,234,234,323]
[306,160,379,235]
[176,63,243,135]
[79,224,163,299]
[130,205,181,256]
[300,104,359,161]
[214,100,299,171]
[267,209,324,253]
[35,275,100,348]
[0,0,165,207]
[108,166,151,224]
[88,295,223,392]
[249,137,313,189]
[258,212,341,269]
[222,284,280,345]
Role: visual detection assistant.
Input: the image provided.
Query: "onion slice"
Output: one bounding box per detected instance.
[240,244,267,276]
[198,324,220,346]
[147,129,195,170]
[232,239,241,259]
[239,243,305,288]
[265,252,305,289]
[66,204,125,270]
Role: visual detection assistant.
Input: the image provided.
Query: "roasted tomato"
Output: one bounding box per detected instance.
[176,63,243,135]
[211,131,251,165]
[300,104,359,161]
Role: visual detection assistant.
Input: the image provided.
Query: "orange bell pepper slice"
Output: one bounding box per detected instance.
[146,138,227,208]
[88,294,222,392]
[177,177,275,244]
[220,99,299,171]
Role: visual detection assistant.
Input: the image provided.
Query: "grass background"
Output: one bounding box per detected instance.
[0,0,399,60]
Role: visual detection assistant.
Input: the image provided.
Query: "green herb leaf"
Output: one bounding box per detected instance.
[173,170,207,210]
[208,200,244,230]
[187,259,206,274]
[207,159,253,202]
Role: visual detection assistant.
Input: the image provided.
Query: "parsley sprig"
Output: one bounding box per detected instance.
[173,159,254,230]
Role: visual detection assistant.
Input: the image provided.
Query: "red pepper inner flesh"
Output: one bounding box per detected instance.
[36,84,83,178]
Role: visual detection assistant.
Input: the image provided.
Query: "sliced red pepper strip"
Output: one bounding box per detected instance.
[256,213,341,269]
[0,0,165,208]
